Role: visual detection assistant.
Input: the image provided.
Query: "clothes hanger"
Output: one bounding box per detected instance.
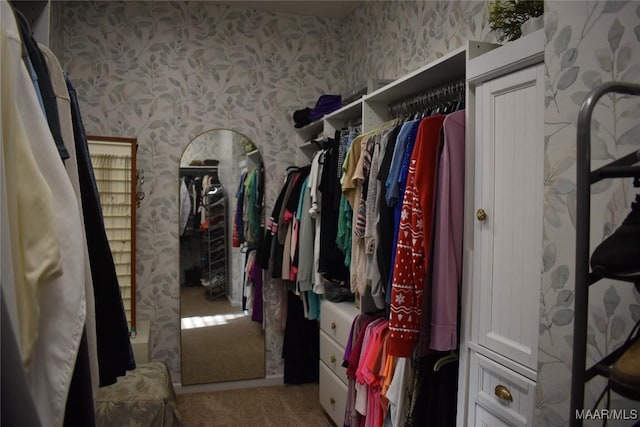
[433,351,458,371]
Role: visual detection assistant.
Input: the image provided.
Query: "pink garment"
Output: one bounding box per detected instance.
[361,321,388,387]
[362,321,388,427]
[428,110,466,352]
[355,318,385,417]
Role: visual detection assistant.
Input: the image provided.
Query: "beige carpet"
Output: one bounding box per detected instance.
[181,287,265,385]
[176,384,333,427]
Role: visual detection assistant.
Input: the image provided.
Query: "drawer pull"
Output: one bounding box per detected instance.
[476,208,487,221]
[330,397,336,405]
[494,385,513,402]
[331,322,337,330]
[330,355,336,363]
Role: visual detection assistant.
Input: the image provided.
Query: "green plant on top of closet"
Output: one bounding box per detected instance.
[488,0,544,42]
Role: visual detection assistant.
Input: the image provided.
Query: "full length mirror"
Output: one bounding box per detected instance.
[179,129,264,385]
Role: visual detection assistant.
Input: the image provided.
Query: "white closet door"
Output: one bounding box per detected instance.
[473,63,544,370]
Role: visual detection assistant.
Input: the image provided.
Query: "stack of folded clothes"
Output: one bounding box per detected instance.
[292,94,342,128]
[309,94,342,122]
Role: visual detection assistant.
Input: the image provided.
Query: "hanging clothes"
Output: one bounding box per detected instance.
[6,7,87,427]
[404,353,458,427]
[375,125,401,302]
[282,289,319,384]
[308,149,326,295]
[318,142,350,282]
[423,109,466,354]
[257,168,295,275]
[14,8,69,161]
[2,5,140,426]
[68,76,136,385]
[233,171,247,247]
[296,175,315,292]
[180,177,191,236]
[366,127,398,309]
[388,115,445,357]
[245,167,263,245]
[384,120,420,303]
[283,165,310,281]
[39,41,101,427]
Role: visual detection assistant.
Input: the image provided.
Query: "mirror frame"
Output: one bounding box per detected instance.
[178,128,265,386]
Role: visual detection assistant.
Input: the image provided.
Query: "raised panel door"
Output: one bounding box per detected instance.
[473,64,544,370]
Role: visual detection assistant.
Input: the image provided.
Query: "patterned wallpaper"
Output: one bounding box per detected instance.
[50,1,638,422]
[342,0,492,86]
[51,0,347,381]
[541,2,639,425]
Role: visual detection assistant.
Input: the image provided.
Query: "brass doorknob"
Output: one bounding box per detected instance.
[331,322,336,330]
[330,397,336,404]
[494,385,513,402]
[330,355,336,363]
[476,208,487,221]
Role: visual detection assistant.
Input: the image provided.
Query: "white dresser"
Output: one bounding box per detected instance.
[459,30,545,427]
[318,299,360,426]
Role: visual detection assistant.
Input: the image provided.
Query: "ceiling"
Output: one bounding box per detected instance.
[210,1,363,19]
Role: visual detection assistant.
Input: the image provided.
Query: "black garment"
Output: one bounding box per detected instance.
[318,144,350,282]
[284,166,310,276]
[14,8,69,161]
[67,76,135,386]
[376,125,401,289]
[256,169,296,274]
[253,165,265,247]
[405,353,459,427]
[282,290,319,384]
[63,330,96,427]
[277,168,306,244]
[255,231,273,271]
[284,166,311,218]
[273,168,306,275]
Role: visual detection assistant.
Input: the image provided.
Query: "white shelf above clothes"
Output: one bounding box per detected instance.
[294,39,499,152]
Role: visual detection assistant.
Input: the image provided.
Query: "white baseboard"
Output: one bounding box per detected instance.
[174,375,284,394]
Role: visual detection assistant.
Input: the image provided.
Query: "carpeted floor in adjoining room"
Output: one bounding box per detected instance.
[180,286,265,385]
[176,383,334,427]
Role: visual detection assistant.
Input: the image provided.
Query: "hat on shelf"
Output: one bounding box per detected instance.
[293,107,312,128]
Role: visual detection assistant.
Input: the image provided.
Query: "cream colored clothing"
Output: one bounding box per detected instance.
[385,357,411,427]
[3,3,87,425]
[1,1,62,368]
[40,43,100,400]
[341,134,365,208]
[308,150,324,294]
[350,135,372,295]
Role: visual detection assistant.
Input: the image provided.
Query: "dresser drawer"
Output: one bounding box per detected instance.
[320,300,359,348]
[320,330,349,386]
[319,362,348,426]
[472,403,513,427]
[468,351,536,427]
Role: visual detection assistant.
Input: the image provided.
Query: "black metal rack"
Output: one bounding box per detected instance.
[571,81,640,426]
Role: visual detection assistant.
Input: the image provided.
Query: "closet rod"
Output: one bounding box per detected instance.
[388,79,465,118]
